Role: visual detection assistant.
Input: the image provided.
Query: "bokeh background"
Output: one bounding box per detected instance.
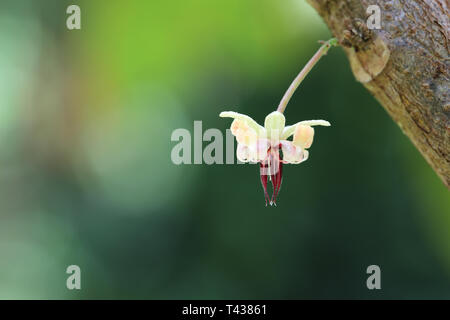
[0,0,449,299]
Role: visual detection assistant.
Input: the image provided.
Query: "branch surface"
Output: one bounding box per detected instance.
[308,0,449,187]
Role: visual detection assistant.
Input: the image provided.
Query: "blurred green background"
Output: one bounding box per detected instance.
[0,0,449,299]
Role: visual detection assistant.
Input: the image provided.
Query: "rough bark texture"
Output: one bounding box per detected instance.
[307,0,449,187]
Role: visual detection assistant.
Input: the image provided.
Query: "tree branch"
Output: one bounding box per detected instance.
[307,0,449,187]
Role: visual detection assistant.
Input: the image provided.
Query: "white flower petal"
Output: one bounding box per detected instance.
[220,111,265,135]
[255,138,270,162]
[302,149,309,162]
[264,111,285,140]
[236,138,270,163]
[281,119,330,140]
[293,125,314,149]
[231,119,258,146]
[280,140,307,164]
[236,143,251,163]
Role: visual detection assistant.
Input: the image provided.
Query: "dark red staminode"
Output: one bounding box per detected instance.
[259,144,283,206]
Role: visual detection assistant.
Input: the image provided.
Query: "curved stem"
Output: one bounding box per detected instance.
[277,38,338,114]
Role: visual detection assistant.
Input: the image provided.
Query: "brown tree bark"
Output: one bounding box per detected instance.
[307,0,449,187]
